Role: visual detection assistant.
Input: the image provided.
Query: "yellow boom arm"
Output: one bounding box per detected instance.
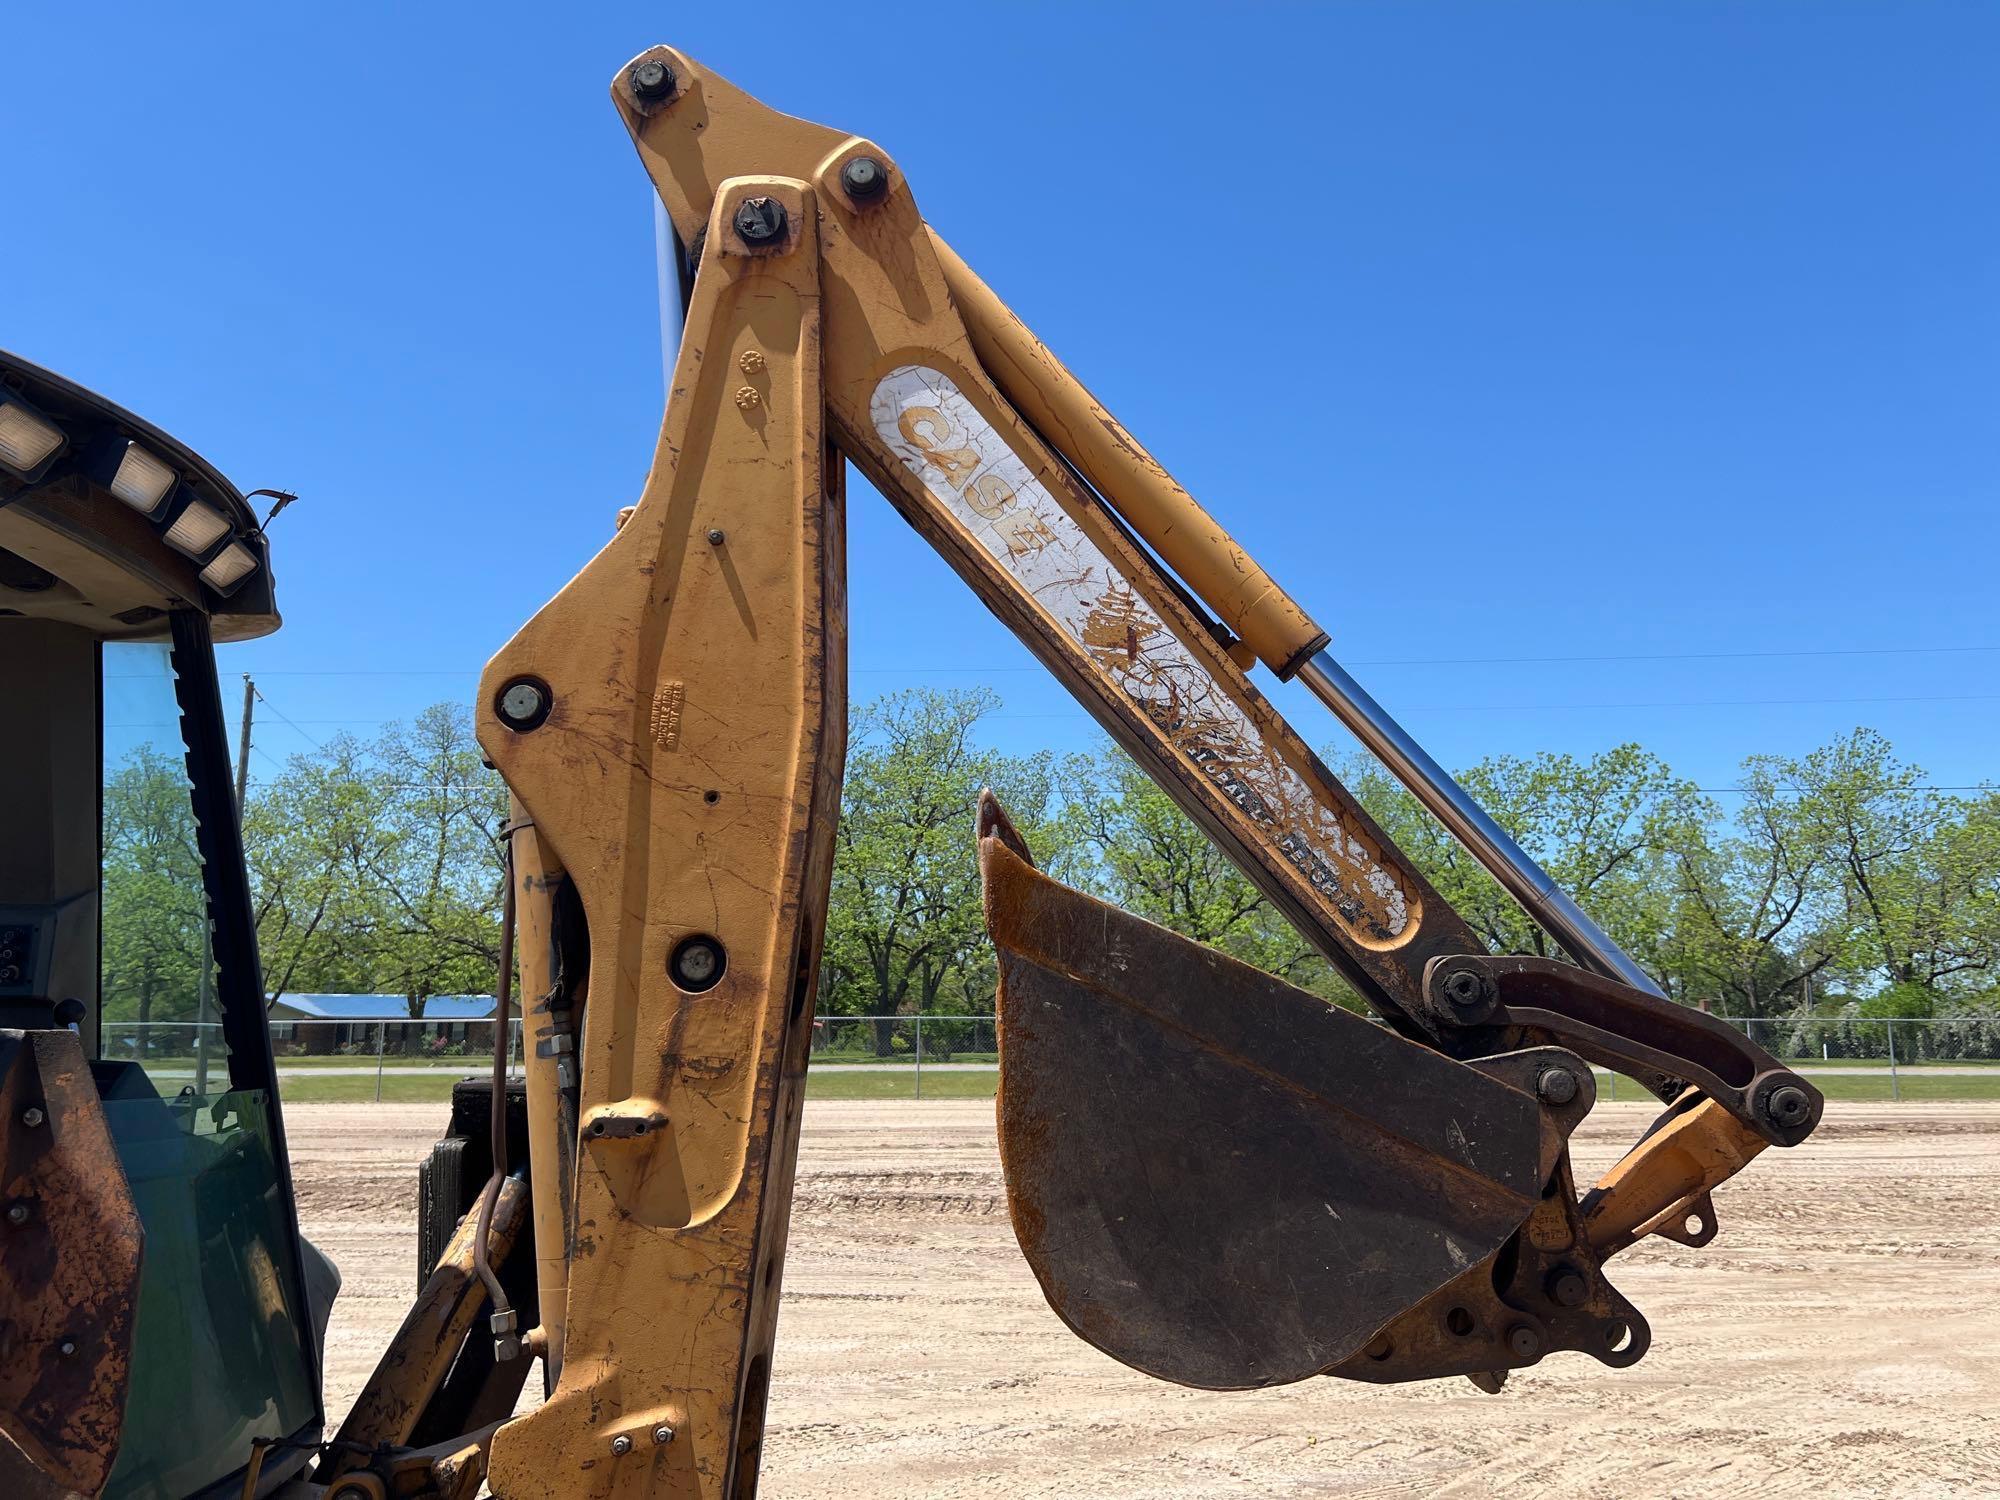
[432,48,1825,1500]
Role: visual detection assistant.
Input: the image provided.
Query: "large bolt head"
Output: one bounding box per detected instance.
[610,1434,634,1456]
[1438,966,1495,1012]
[1506,1323,1544,1362]
[1537,1067,1580,1106]
[6,1202,28,1226]
[1765,1084,1812,1130]
[1546,1268,1588,1308]
[670,935,727,993]
[841,156,888,201]
[496,677,552,732]
[733,196,788,245]
[629,59,676,103]
[652,1423,676,1446]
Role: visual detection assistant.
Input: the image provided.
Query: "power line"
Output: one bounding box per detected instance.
[233,773,1993,796]
[1343,644,2000,669]
[214,642,2000,677]
[106,670,457,681]
[200,689,2000,730]
[1398,693,2000,712]
[249,685,327,752]
[1000,692,2000,716]
[1695,784,1992,795]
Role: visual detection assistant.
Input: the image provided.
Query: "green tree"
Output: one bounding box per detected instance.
[242,703,508,1022]
[244,735,387,999]
[222,690,1999,1044]
[100,745,211,1039]
[354,704,509,1020]
[1342,744,1701,994]
[1791,731,2000,1007]
[1665,755,1840,1017]
[1061,744,1346,997]
[1664,768,1832,1016]
[822,688,1052,1053]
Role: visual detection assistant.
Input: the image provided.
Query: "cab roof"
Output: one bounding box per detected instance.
[0,348,280,642]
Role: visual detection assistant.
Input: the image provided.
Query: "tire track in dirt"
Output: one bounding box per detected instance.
[291,1099,2000,1498]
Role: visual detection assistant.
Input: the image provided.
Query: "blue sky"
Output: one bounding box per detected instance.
[9,4,1995,799]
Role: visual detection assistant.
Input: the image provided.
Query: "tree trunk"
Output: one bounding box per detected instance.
[136,975,154,1061]
[870,955,897,1056]
[401,991,428,1053]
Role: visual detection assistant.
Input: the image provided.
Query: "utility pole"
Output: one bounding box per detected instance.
[236,675,255,812]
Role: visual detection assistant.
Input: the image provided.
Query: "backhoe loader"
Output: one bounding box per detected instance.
[1,45,1823,1500]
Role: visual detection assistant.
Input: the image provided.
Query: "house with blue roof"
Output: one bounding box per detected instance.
[267,994,497,1055]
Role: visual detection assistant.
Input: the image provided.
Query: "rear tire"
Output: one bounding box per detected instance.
[416,1135,469,1294]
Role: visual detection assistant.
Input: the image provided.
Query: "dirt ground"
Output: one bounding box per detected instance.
[290,1099,2000,1499]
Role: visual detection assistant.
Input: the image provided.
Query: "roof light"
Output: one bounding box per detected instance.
[198,541,258,594]
[164,500,230,556]
[0,393,66,480]
[107,441,177,516]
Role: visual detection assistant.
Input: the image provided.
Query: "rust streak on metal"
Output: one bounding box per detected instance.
[0,1029,143,1498]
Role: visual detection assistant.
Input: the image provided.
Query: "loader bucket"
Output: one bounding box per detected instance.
[976,794,1550,1390]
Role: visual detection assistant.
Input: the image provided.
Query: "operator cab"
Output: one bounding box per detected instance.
[0,350,328,1497]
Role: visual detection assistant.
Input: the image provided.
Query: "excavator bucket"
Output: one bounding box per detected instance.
[976,795,1580,1390]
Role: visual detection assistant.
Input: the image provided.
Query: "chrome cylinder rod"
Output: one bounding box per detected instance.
[1296,650,1667,998]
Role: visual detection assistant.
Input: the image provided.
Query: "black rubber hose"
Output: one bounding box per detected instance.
[473,830,518,1315]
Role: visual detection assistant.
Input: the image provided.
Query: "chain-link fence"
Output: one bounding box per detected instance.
[102,1018,527,1101]
[811,1016,997,1063]
[94,1012,1998,1104]
[1717,1013,2000,1063]
[804,1015,1998,1102]
[1710,1014,2000,1103]
[810,1016,997,1097]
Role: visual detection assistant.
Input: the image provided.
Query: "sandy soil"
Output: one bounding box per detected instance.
[289,1099,2000,1499]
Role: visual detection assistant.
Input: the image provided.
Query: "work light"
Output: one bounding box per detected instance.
[0,391,66,481]
[106,440,178,516]
[163,497,231,557]
[198,541,258,594]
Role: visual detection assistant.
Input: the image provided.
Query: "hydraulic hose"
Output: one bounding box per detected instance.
[473,828,520,1320]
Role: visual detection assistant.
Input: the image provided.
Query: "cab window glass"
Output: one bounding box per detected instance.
[99,640,225,1089]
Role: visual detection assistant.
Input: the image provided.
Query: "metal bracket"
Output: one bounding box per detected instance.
[1329,1100,1650,1386]
[1423,953,1823,1147]
[1648,1190,1720,1248]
